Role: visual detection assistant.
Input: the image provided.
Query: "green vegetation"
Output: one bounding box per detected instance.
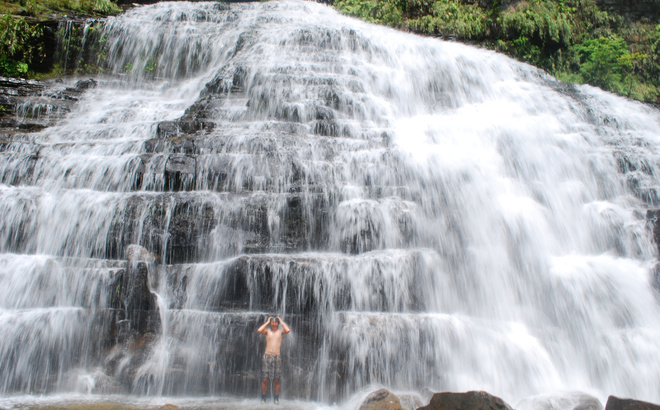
[0,14,43,77]
[1,0,658,103]
[1,0,120,20]
[330,0,405,25]
[0,0,120,78]
[407,0,490,40]
[334,0,660,102]
[573,35,644,95]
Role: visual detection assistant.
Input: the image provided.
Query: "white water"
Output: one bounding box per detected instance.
[1,1,660,409]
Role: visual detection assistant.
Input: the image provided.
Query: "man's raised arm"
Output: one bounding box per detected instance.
[277,317,291,334]
[258,317,272,334]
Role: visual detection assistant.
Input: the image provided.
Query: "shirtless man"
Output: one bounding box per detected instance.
[257,316,290,404]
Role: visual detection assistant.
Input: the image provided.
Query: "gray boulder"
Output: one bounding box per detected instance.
[418,391,513,410]
[360,388,404,410]
[605,396,660,410]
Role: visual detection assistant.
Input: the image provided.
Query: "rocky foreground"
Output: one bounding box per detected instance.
[8,391,660,410]
[361,390,660,410]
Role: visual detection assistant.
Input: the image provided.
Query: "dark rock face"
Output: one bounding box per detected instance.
[647,209,660,253]
[102,194,221,264]
[100,246,163,392]
[0,75,327,265]
[418,391,513,410]
[359,388,403,410]
[646,210,660,297]
[0,77,81,134]
[156,120,215,139]
[108,245,160,340]
[594,0,660,20]
[652,264,660,298]
[605,396,660,410]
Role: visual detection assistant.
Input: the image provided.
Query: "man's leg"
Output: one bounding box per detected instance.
[261,377,271,403]
[273,378,280,396]
[273,355,282,404]
[261,353,270,402]
[273,378,280,404]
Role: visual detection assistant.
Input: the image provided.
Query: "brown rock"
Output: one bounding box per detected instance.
[605,396,660,410]
[359,388,404,410]
[158,405,180,410]
[417,391,513,410]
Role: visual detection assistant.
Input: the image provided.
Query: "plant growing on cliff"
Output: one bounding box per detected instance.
[497,0,574,49]
[1,0,120,18]
[42,0,120,15]
[334,0,404,27]
[573,35,645,94]
[647,25,660,80]
[0,14,43,77]
[88,0,120,15]
[407,0,489,39]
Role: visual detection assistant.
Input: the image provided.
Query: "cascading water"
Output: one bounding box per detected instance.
[1,0,660,408]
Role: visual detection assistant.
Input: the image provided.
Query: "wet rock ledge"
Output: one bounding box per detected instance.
[0,76,97,134]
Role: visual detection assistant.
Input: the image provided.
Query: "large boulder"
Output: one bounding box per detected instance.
[359,388,404,410]
[418,391,513,410]
[605,396,660,410]
[517,392,603,410]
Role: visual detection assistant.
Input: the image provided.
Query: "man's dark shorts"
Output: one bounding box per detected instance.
[262,354,282,379]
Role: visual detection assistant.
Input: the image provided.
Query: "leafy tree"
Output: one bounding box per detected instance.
[574,35,632,92]
[0,14,43,77]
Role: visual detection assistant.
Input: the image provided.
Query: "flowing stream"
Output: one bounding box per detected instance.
[1,1,660,408]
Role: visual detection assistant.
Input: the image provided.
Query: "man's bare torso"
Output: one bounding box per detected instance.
[264,328,284,355]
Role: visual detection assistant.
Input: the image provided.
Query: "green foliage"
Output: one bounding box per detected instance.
[622,74,658,102]
[649,25,660,68]
[0,0,121,19]
[0,0,119,78]
[408,0,489,39]
[574,35,631,92]
[511,35,541,62]
[334,0,404,26]
[144,60,157,73]
[492,0,580,70]
[42,0,120,15]
[90,0,120,14]
[0,14,43,77]
[1,0,120,17]
[497,0,574,48]
[17,0,38,16]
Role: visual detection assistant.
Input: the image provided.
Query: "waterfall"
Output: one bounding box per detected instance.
[1,0,660,408]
